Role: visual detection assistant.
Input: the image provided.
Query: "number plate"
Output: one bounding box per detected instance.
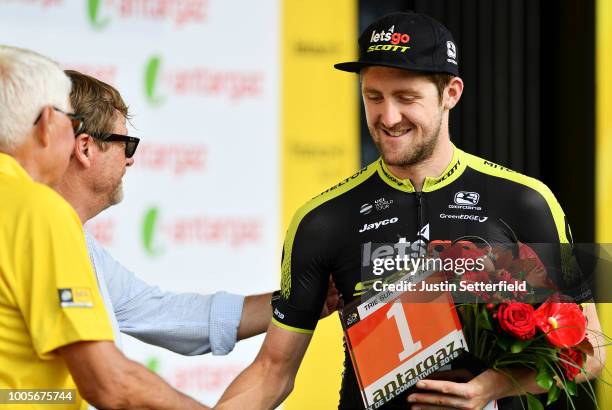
[341,272,467,409]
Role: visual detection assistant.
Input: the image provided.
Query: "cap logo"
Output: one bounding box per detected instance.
[370,25,410,45]
[446,41,457,65]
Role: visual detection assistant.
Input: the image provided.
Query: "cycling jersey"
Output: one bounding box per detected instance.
[272,145,587,409]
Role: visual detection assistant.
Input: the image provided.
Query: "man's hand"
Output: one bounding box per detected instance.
[320,277,342,318]
[406,369,501,410]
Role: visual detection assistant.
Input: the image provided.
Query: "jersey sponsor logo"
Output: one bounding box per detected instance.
[58,287,93,308]
[417,224,430,240]
[375,197,394,210]
[483,160,513,172]
[439,213,488,223]
[273,307,285,320]
[319,166,368,196]
[379,160,409,188]
[448,191,483,211]
[359,217,399,233]
[361,225,430,266]
[454,191,479,206]
[434,159,461,185]
[360,203,373,215]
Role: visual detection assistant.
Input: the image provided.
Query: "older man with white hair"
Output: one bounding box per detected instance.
[0,46,209,410]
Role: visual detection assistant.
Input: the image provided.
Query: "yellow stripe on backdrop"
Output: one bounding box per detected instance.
[597,0,612,405]
[281,0,358,408]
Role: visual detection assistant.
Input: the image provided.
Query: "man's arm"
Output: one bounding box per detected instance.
[237,293,272,340]
[58,340,209,410]
[216,323,312,409]
[238,278,341,340]
[87,232,244,355]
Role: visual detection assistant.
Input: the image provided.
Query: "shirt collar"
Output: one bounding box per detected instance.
[0,152,33,182]
[376,144,467,193]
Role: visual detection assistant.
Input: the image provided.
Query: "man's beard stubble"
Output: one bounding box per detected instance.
[372,109,444,167]
[108,180,124,206]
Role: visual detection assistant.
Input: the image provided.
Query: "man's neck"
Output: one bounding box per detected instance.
[385,138,454,192]
[10,145,48,185]
[56,175,103,225]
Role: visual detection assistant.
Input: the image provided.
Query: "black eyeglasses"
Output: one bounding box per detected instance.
[91,133,140,158]
[33,106,84,136]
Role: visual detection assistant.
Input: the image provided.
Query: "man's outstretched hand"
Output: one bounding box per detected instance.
[320,276,343,318]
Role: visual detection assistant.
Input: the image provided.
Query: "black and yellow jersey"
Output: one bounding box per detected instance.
[272,146,586,409]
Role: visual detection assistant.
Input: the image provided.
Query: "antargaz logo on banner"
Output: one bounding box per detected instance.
[86,0,208,30]
[142,54,265,106]
[142,206,164,256]
[141,205,263,257]
[87,0,110,30]
[144,56,166,106]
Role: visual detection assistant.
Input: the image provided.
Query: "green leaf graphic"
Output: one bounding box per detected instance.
[142,207,163,256]
[87,0,111,30]
[144,56,165,106]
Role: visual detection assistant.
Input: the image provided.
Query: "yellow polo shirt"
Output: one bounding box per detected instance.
[0,153,113,409]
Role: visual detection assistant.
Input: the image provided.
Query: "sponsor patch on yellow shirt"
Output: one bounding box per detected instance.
[57,288,94,308]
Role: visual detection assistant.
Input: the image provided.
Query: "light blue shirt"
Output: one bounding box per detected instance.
[85,231,245,356]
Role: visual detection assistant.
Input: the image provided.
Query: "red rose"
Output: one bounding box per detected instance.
[497,303,536,340]
[559,348,585,381]
[534,298,586,347]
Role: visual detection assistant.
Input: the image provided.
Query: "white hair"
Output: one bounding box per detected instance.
[0,45,72,150]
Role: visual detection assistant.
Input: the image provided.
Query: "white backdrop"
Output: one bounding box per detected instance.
[0,0,280,404]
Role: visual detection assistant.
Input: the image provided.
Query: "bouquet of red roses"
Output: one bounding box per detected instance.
[461,297,594,409]
[426,239,597,409]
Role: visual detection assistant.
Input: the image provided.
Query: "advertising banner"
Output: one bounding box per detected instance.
[0,0,279,405]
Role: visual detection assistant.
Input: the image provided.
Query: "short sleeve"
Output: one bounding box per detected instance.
[12,188,114,359]
[272,206,333,333]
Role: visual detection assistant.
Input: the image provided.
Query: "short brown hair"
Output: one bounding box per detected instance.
[65,70,130,150]
[423,72,454,103]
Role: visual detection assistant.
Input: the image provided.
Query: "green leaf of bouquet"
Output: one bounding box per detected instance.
[510,339,531,354]
[536,366,554,390]
[565,380,577,396]
[497,337,512,351]
[478,307,493,330]
[547,384,561,405]
[526,393,544,410]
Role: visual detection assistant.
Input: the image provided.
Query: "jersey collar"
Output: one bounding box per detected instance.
[0,152,33,182]
[376,145,467,193]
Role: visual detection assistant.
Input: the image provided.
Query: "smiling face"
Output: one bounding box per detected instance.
[361,66,448,167]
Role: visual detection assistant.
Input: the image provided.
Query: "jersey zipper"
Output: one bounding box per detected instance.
[415,191,425,256]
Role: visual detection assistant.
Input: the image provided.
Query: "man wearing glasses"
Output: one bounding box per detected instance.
[55,70,339,373]
[0,46,209,409]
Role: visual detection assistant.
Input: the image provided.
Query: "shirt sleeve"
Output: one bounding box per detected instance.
[506,179,592,302]
[86,233,245,356]
[272,204,334,334]
[12,187,114,359]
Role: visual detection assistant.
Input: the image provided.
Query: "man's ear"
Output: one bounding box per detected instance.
[74,134,94,168]
[33,106,53,148]
[443,76,464,110]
